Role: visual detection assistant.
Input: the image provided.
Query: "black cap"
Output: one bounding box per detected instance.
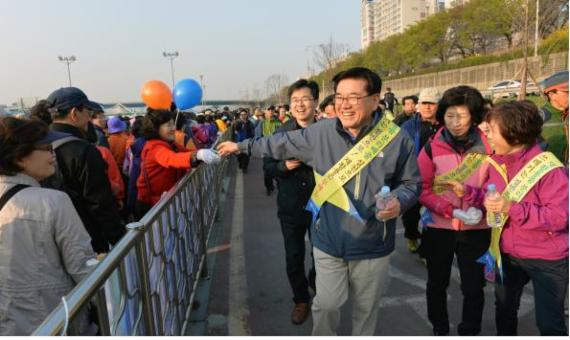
[46,87,101,112]
[266,105,275,111]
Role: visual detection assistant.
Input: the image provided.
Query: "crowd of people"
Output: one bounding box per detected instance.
[0,67,568,336]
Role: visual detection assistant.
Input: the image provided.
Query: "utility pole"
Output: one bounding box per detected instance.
[58,55,76,86]
[519,0,530,100]
[534,0,540,57]
[162,51,179,88]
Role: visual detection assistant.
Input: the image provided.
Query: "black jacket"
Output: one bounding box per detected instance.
[263,119,315,225]
[50,123,126,253]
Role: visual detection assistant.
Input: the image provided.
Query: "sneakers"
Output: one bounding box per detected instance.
[407,238,420,253]
[291,302,310,325]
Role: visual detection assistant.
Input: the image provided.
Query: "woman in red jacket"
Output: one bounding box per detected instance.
[135,109,220,220]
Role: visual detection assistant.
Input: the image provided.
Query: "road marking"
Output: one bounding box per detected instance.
[228,171,251,336]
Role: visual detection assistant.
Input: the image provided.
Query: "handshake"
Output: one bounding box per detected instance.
[452,207,483,226]
[195,149,222,165]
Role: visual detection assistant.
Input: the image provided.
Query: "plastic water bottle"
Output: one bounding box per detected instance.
[375,186,393,211]
[485,184,502,228]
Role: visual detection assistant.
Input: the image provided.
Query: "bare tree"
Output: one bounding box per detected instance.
[311,35,350,72]
[538,0,569,38]
[265,74,289,103]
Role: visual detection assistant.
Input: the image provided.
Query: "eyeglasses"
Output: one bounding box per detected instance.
[333,94,375,106]
[35,144,54,153]
[290,97,314,105]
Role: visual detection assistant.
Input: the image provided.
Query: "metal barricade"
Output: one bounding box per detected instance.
[33,132,231,336]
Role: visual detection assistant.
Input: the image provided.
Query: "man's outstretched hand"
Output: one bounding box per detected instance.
[217,141,240,157]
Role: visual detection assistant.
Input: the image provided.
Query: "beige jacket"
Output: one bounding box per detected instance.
[0,174,96,335]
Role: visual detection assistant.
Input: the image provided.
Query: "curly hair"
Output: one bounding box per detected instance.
[486,100,542,147]
[436,86,486,125]
[0,117,50,176]
[141,109,174,140]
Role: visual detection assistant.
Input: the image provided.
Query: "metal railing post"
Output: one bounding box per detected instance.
[95,288,111,336]
[128,222,156,336]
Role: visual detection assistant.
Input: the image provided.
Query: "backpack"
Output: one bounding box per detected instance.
[40,136,83,191]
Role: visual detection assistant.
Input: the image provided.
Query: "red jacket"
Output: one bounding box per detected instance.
[464,143,569,261]
[136,139,193,205]
[97,146,125,203]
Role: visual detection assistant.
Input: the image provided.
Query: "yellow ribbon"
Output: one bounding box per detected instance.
[433,153,489,195]
[309,114,400,218]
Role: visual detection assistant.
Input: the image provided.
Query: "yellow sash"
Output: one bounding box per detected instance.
[433,153,489,195]
[487,152,563,274]
[307,114,400,220]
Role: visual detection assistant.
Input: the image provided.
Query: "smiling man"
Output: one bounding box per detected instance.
[263,79,319,325]
[218,67,421,335]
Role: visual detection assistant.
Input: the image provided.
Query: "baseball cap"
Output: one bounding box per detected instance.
[107,116,128,134]
[35,131,72,145]
[541,70,569,93]
[46,87,101,112]
[266,105,276,111]
[418,87,441,103]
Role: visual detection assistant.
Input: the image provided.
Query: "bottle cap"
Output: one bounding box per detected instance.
[380,186,390,194]
[487,184,496,191]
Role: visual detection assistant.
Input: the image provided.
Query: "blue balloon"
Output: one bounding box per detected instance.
[173,78,203,110]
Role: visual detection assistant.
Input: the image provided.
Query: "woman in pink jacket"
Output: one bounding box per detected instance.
[450,101,568,336]
[417,86,492,336]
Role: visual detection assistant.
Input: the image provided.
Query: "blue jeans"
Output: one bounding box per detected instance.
[495,253,568,336]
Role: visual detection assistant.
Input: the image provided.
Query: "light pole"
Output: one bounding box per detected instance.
[58,55,76,86]
[199,74,205,106]
[162,51,179,88]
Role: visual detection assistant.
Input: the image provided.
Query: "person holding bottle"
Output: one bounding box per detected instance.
[447,100,568,336]
[416,86,492,336]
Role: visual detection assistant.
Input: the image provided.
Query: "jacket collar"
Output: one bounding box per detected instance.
[335,110,382,143]
[0,173,41,187]
[495,142,538,164]
[51,123,88,140]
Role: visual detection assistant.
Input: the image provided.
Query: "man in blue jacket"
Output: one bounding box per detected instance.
[218,67,421,335]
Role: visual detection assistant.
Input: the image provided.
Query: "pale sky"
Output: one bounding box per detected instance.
[0,0,360,105]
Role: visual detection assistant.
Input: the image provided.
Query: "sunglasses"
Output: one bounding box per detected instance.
[35,144,54,153]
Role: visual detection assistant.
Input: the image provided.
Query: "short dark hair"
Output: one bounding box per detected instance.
[486,100,542,147]
[141,109,174,140]
[402,95,418,106]
[436,86,486,125]
[319,94,335,111]
[131,116,145,138]
[29,99,53,125]
[0,117,50,176]
[332,67,382,95]
[288,79,319,101]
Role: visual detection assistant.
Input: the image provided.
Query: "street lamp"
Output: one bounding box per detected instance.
[163,51,179,88]
[58,55,76,86]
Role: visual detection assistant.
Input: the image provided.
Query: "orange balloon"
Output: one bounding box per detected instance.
[141,80,172,110]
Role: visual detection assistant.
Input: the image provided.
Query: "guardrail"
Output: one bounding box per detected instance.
[33,132,231,336]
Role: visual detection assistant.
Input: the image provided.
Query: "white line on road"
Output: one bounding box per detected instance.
[228,171,251,336]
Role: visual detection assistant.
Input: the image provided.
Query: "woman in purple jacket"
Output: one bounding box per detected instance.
[449,101,569,336]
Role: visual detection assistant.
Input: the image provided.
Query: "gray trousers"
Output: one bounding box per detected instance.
[311,247,391,336]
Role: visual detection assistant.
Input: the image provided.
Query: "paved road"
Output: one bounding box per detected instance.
[203,158,565,336]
